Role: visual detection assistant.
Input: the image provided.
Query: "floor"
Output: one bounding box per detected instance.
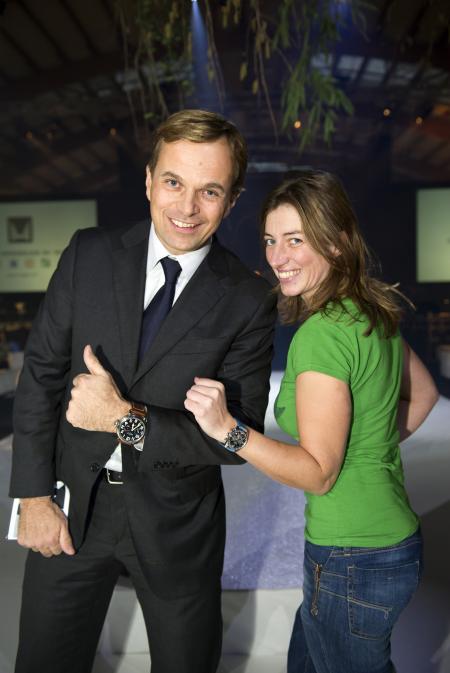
[93,654,287,673]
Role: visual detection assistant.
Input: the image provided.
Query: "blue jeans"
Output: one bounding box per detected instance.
[287,529,422,673]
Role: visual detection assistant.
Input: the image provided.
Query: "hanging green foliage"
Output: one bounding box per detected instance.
[115,0,193,142]
[218,0,374,150]
[115,0,374,151]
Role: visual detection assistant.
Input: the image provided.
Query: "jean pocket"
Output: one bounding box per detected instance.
[304,543,334,570]
[348,560,420,640]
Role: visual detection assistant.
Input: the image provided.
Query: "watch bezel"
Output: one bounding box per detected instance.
[221,422,249,452]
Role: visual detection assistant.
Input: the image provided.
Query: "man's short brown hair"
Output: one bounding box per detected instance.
[148,109,248,199]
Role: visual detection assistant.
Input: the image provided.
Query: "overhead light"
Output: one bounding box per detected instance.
[383,108,391,117]
[294,120,302,129]
[415,116,424,125]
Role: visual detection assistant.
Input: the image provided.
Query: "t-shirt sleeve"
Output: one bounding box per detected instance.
[289,315,353,383]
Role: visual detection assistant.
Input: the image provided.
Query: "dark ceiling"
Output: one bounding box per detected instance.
[0,0,449,197]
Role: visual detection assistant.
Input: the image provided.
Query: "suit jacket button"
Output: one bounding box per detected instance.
[153,461,161,469]
[90,462,101,472]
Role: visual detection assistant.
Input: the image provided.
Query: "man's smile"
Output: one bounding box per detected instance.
[169,217,200,229]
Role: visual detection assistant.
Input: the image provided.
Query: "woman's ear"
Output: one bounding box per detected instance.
[331,230,349,257]
[330,244,341,257]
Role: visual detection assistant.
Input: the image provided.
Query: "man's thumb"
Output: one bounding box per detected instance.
[60,525,75,556]
[83,344,106,377]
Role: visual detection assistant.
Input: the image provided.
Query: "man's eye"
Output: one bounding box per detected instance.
[165,179,179,187]
[204,189,219,198]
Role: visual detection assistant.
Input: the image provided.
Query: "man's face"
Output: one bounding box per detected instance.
[146,138,237,255]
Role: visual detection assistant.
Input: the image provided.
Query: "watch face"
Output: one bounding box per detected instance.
[118,415,146,444]
[225,425,249,452]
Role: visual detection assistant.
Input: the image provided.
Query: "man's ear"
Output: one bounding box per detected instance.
[145,166,152,202]
[223,189,242,218]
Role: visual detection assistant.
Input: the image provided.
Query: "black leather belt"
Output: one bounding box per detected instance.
[103,468,123,484]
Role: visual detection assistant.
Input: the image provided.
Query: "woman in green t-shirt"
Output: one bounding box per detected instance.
[184,171,438,673]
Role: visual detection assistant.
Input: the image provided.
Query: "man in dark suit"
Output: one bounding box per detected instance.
[10,109,276,673]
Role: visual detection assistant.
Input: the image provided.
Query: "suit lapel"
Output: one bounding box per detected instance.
[112,220,149,387]
[131,239,233,387]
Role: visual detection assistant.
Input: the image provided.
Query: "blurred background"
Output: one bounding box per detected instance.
[0,1,449,672]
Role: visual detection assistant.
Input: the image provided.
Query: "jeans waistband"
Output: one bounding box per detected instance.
[306,528,422,560]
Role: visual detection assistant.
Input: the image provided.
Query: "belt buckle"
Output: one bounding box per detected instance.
[106,469,123,485]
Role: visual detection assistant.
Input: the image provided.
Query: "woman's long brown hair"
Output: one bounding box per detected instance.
[261,171,411,337]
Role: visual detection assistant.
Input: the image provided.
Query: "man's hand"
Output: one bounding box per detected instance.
[18,496,75,558]
[184,377,235,443]
[66,344,129,432]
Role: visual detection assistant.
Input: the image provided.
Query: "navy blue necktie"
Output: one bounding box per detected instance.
[139,257,182,360]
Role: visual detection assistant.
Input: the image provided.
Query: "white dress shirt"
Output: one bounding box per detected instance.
[105,224,211,472]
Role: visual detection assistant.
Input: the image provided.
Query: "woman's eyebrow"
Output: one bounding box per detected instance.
[264,230,303,237]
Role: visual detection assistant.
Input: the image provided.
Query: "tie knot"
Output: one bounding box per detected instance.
[161,256,181,284]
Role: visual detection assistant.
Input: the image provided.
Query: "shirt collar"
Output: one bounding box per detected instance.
[147,223,211,279]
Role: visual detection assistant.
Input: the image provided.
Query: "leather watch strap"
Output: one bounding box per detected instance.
[130,401,147,420]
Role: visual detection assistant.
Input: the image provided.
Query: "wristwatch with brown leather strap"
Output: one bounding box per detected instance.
[114,401,147,445]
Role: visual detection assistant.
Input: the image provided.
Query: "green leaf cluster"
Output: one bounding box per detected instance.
[116,0,376,150]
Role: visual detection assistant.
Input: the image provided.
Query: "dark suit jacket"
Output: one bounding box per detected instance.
[10,220,276,598]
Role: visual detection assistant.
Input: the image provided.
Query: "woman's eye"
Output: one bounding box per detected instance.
[289,238,302,246]
[264,238,275,247]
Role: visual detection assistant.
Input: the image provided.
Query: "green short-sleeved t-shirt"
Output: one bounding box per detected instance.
[274,300,419,547]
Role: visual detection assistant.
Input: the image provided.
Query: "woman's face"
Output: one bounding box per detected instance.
[264,203,331,301]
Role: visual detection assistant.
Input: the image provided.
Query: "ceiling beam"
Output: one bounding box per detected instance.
[53,166,119,194]
[1,50,124,102]
[334,34,450,74]
[0,24,38,72]
[0,125,120,182]
[0,119,147,188]
[17,0,69,63]
[60,0,99,56]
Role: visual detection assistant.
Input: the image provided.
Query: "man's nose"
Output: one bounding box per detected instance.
[178,189,200,217]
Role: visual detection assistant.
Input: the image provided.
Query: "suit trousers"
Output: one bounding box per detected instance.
[15,474,223,673]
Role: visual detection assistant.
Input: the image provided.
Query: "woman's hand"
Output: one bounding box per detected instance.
[184,377,236,443]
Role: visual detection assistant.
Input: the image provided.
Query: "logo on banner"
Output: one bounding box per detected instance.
[7,217,33,243]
